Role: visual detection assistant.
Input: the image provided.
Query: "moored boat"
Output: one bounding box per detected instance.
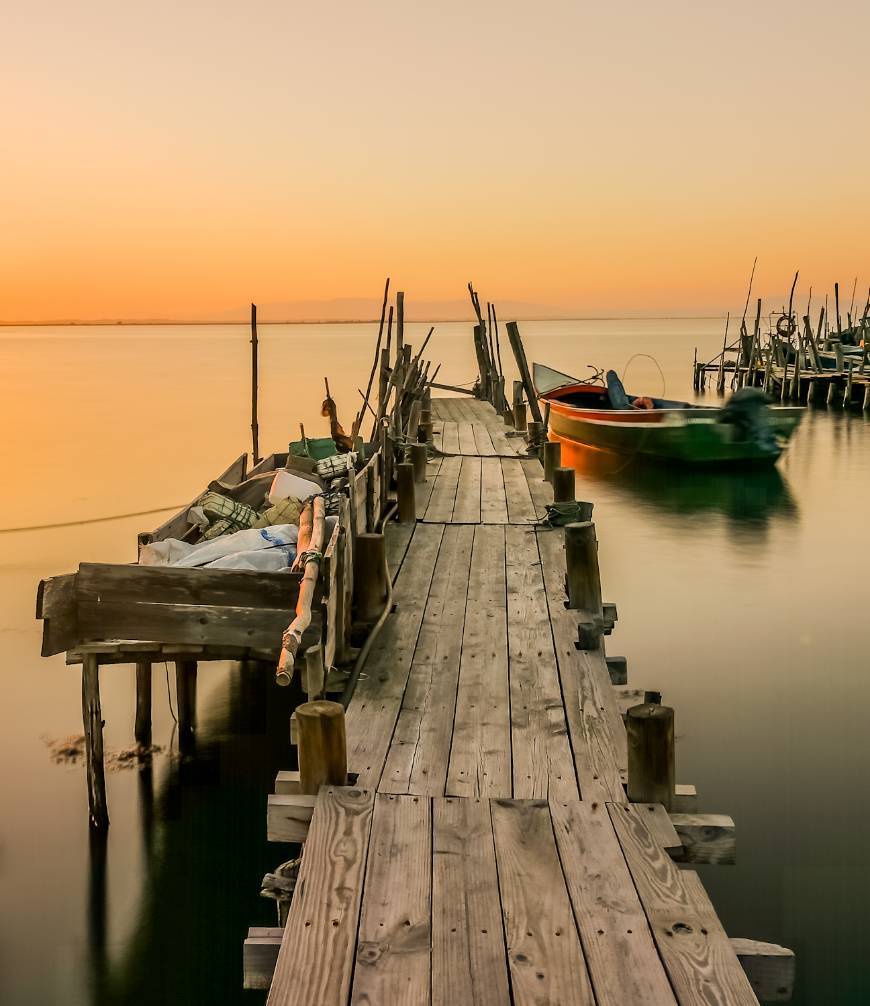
[534,362,803,464]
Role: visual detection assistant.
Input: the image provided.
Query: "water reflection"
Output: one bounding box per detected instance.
[558,437,798,526]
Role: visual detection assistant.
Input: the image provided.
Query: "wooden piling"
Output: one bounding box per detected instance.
[527,420,542,448]
[82,654,109,829]
[513,400,527,432]
[827,380,836,406]
[396,462,416,524]
[295,700,347,795]
[626,702,675,809]
[863,385,870,410]
[564,521,602,614]
[843,362,854,407]
[543,440,561,483]
[409,443,428,483]
[353,532,388,623]
[134,660,152,747]
[505,321,543,424]
[552,466,575,503]
[175,660,197,752]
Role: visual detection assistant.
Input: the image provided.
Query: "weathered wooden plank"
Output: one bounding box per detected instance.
[432,797,511,1006]
[505,525,578,802]
[501,458,537,523]
[423,456,461,523]
[345,524,444,789]
[535,530,626,803]
[488,426,521,456]
[479,457,509,524]
[439,422,460,455]
[36,572,79,656]
[76,562,306,610]
[351,794,431,1004]
[266,787,374,1006]
[537,529,628,785]
[457,422,478,455]
[472,424,497,456]
[637,803,683,852]
[266,793,317,843]
[490,799,595,1005]
[380,525,473,796]
[452,456,482,523]
[608,802,759,1005]
[728,936,795,1002]
[414,455,443,519]
[447,525,510,798]
[384,521,415,581]
[77,600,298,651]
[550,799,678,1005]
[519,457,552,517]
[670,813,737,865]
[243,928,283,990]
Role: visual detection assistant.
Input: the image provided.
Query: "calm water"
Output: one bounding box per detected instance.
[1,321,867,1004]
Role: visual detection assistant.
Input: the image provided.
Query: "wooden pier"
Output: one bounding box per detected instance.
[255,396,794,1004]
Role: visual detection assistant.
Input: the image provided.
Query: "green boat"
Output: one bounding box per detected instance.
[535,363,804,465]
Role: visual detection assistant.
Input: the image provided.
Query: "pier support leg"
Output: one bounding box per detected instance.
[296,700,347,794]
[409,443,428,484]
[627,702,675,809]
[396,462,416,524]
[552,466,575,503]
[134,661,152,747]
[353,532,388,623]
[564,521,602,614]
[863,385,870,411]
[827,380,836,406]
[543,440,561,483]
[82,654,109,829]
[526,420,542,449]
[175,660,197,754]
[513,400,527,432]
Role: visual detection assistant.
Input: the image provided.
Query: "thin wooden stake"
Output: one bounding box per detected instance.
[251,303,260,463]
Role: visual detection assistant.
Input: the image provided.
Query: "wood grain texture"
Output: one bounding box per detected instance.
[447,525,511,798]
[266,787,374,1006]
[345,524,444,789]
[608,802,760,1005]
[352,794,431,1005]
[432,797,511,1006]
[479,457,509,524]
[501,458,537,523]
[669,814,736,865]
[536,529,626,803]
[535,531,623,796]
[473,424,497,456]
[415,456,443,518]
[424,455,461,523]
[519,457,553,517]
[452,456,482,523]
[458,422,478,455]
[384,522,416,581]
[505,525,578,802]
[490,799,595,1006]
[380,524,474,796]
[550,799,678,1005]
[439,421,461,455]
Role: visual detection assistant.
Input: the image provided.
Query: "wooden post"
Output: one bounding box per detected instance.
[552,466,575,503]
[505,321,543,424]
[302,644,325,701]
[134,661,151,747]
[295,700,347,795]
[527,420,542,448]
[397,462,416,523]
[513,400,527,432]
[250,303,260,464]
[353,532,388,623]
[175,660,197,753]
[409,443,428,483]
[626,703,675,809]
[543,440,561,483]
[863,384,870,410]
[827,380,836,406]
[564,521,602,614]
[82,655,109,829]
[843,362,853,407]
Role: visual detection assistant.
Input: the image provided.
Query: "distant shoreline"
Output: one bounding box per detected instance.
[0,315,728,327]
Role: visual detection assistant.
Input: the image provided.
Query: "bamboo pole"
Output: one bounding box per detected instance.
[355,277,390,439]
[251,303,260,463]
[277,496,327,685]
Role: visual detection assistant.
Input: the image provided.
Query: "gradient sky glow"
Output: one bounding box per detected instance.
[3,1,869,320]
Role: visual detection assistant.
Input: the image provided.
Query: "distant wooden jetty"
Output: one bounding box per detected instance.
[35,287,795,1002]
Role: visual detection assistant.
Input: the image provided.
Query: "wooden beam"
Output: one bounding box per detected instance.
[505,321,543,424]
[669,813,736,865]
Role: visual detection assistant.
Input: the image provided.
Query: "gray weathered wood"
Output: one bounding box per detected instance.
[351,794,431,1004]
[669,813,736,865]
[490,799,595,1005]
[452,456,482,523]
[626,703,675,809]
[501,458,537,523]
[82,654,108,828]
[432,797,511,1006]
[424,456,461,523]
[479,457,509,524]
[266,787,374,1006]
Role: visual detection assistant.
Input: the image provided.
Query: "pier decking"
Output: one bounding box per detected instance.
[263,399,762,1005]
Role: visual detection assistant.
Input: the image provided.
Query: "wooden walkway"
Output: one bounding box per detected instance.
[265,399,762,1006]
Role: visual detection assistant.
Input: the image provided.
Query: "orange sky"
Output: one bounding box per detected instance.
[2,1,869,321]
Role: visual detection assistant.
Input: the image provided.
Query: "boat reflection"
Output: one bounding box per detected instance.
[556,436,798,525]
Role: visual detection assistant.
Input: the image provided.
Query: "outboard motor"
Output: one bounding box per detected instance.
[720,388,778,453]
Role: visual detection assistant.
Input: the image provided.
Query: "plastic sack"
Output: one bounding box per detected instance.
[202,545,296,571]
[139,524,299,568]
[268,470,322,506]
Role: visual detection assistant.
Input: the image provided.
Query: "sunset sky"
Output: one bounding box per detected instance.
[3,1,868,321]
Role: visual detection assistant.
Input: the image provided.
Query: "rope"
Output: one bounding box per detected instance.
[0,503,185,535]
[534,501,593,527]
[297,549,323,566]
